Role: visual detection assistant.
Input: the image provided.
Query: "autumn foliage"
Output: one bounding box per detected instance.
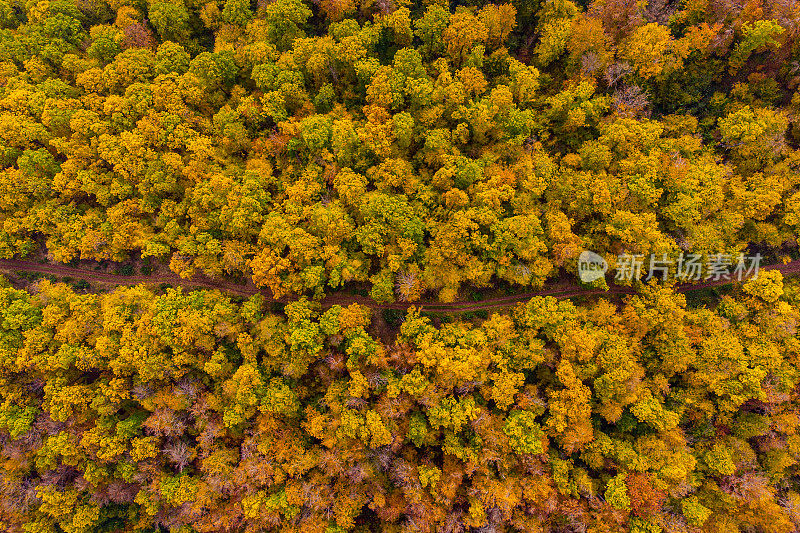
[0,0,797,302]
[1,0,800,531]
[0,275,798,531]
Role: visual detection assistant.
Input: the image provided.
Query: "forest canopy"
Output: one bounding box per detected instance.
[0,274,799,532]
[0,0,798,301]
[1,0,800,532]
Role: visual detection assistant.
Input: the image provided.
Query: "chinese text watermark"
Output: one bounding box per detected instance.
[578,252,762,283]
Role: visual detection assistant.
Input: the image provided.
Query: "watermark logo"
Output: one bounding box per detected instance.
[577,251,762,283]
[578,250,608,283]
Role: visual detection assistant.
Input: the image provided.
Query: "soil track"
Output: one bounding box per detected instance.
[1,258,799,313]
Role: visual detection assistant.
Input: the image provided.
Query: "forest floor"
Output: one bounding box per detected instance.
[1,258,799,313]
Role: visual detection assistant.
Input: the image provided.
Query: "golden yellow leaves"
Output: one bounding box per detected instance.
[547,360,594,452]
[337,408,392,448]
[618,24,677,80]
[489,371,524,410]
[443,11,488,66]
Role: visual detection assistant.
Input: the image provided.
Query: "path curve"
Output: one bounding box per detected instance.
[0,258,798,313]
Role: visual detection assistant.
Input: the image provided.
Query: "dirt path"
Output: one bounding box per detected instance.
[1,258,798,313]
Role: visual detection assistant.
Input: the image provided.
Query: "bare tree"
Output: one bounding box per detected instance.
[163,439,193,472]
[643,0,679,24]
[604,62,632,88]
[581,52,603,76]
[395,271,419,302]
[613,85,651,117]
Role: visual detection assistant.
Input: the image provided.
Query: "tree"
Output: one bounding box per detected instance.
[478,3,516,50]
[718,105,788,175]
[729,20,785,74]
[221,0,253,27]
[262,0,312,51]
[443,10,488,67]
[319,0,357,22]
[148,1,191,44]
[619,23,685,80]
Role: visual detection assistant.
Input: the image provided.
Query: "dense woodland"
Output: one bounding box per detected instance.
[0,273,798,532]
[1,0,800,531]
[0,0,799,300]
